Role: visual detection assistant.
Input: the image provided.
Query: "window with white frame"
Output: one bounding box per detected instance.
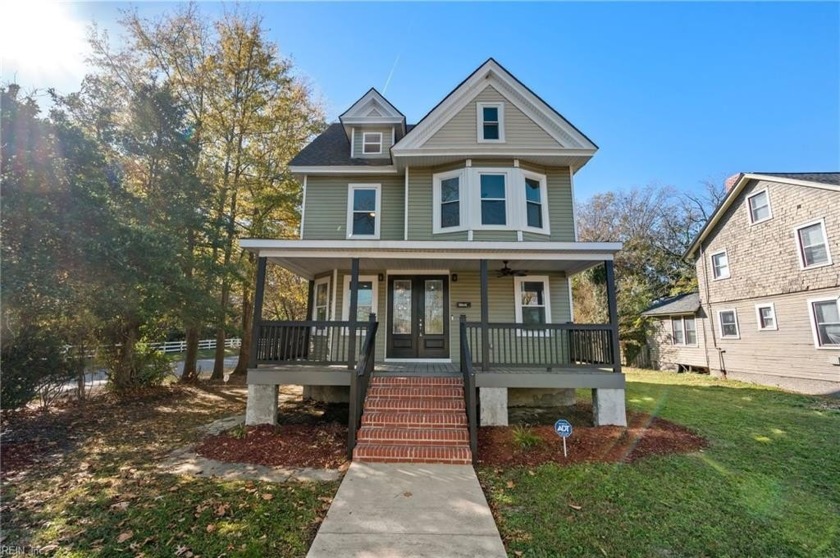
[809,297,840,348]
[670,316,697,345]
[711,250,730,280]
[523,171,548,232]
[796,220,832,269]
[514,276,551,326]
[346,184,380,238]
[755,303,777,331]
[341,275,378,322]
[432,171,464,232]
[479,173,507,225]
[717,309,739,339]
[747,190,772,224]
[362,132,382,155]
[477,102,504,142]
[312,277,331,321]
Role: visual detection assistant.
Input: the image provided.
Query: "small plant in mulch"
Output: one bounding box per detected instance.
[511,425,543,449]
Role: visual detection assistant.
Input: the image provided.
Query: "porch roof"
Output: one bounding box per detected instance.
[239,239,621,280]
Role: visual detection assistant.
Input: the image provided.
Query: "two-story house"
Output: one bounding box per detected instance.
[645,172,840,395]
[240,59,627,464]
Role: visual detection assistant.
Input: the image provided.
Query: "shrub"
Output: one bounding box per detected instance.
[512,425,543,449]
[1,326,76,412]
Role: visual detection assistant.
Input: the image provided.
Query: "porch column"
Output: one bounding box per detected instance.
[248,256,268,369]
[480,259,490,371]
[604,260,622,374]
[305,279,315,320]
[347,257,360,369]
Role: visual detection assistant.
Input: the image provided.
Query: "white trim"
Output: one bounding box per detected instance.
[710,249,730,280]
[312,276,331,321]
[341,275,379,321]
[569,166,578,242]
[350,127,355,156]
[807,295,840,349]
[475,169,512,228]
[290,165,398,175]
[386,269,450,275]
[521,169,550,235]
[330,269,338,321]
[567,279,575,321]
[391,127,395,147]
[794,218,833,270]
[432,169,468,234]
[717,308,740,340]
[755,302,778,331]
[346,183,382,239]
[362,132,383,155]
[300,174,308,239]
[384,358,453,363]
[477,101,505,143]
[746,188,772,225]
[514,276,552,330]
[404,167,409,240]
[340,89,405,123]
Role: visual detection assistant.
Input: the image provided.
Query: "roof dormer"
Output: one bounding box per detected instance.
[339,89,406,160]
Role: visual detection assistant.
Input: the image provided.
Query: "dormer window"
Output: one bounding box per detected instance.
[362,132,382,155]
[477,102,504,142]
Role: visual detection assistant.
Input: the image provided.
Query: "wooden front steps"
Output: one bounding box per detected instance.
[353,376,472,464]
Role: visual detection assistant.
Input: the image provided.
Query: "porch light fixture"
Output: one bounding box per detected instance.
[378,273,384,282]
[451,273,458,282]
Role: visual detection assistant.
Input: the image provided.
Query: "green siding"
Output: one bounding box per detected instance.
[352,126,395,160]
[302,175,404,240]
[407,168,434,239]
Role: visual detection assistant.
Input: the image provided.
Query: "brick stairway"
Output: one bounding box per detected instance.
[352,376,473,464]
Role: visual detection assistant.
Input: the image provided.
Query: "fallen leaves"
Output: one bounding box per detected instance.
[117,531,133,543]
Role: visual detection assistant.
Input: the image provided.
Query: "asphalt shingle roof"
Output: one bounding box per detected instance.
[289,123,415,167]
[641,292,701,317]
[754,172,840,186]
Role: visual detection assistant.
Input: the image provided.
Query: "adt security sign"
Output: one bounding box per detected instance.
[554,419,573,457]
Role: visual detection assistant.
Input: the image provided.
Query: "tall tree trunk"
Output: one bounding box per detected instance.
[180,325,200,383]
[231,280,253,377]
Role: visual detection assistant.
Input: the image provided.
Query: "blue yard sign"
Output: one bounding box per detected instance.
[554,419,572,457]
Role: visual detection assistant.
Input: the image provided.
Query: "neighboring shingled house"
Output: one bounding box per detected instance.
[646,172,840,395]
[642,292,708,372]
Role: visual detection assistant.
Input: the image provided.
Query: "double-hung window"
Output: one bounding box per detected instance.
[479,173,507,226]
[670,316,697,345]
[346,184,380,239]
[362,132,382,155]
[796,220,831,269]
[809,297,840,348]
[718,309,740,339]
[477,102,504,142]
[312,278,330,321]
[755,303,777,331]
[711,250,730,280]
[514,276,551,330]
[747,190,772,224]
[522,171,548,232]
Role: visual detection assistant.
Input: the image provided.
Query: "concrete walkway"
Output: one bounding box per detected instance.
[307,462,507,558]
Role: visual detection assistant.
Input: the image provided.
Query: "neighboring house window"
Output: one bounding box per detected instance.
[479,173,507,225]
[522,171,549,232]
[312,277,331,321]
[432,170,465,233]
[362,132,382,155]
[514,276,552,327]
[670,316,697,345]
[346,184,381,238]
[809,297,840,348]
[477,102,504,142]
[711,250,730,280]
[755,303,777,331]
[796,220,832,269]
[717,309,740,339]
[341,275,379,322]
[747,190,772,224]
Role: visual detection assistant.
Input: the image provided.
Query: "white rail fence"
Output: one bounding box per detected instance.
[65,338,242,358]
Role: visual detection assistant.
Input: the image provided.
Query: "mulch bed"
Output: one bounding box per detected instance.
[195,424,349,469]
[478,410,707,467]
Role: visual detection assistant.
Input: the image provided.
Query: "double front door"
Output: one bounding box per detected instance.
[387,275,449,359]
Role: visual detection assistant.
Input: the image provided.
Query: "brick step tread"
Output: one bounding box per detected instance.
[364,398,466,411]
[353,443,472,464]
[366,386,464,398]
[361,411,468,427]
[357,426,469,445]
[370,376,463,386]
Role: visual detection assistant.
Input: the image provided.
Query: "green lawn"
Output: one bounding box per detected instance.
[479,369,840,558]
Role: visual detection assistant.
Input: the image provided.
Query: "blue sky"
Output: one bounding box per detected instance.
[3,2,838,201]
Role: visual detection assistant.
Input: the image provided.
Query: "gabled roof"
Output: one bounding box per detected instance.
[392,58,598,153]
[684,172,840,260]
[641,292,701,317]
[339,88,406,128]
[289,123,414,167]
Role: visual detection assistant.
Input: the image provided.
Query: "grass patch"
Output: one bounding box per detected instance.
[479,369,840,557]
[2,384,338,557]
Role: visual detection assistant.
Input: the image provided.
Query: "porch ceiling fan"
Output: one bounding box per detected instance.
[497,261,528,278]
